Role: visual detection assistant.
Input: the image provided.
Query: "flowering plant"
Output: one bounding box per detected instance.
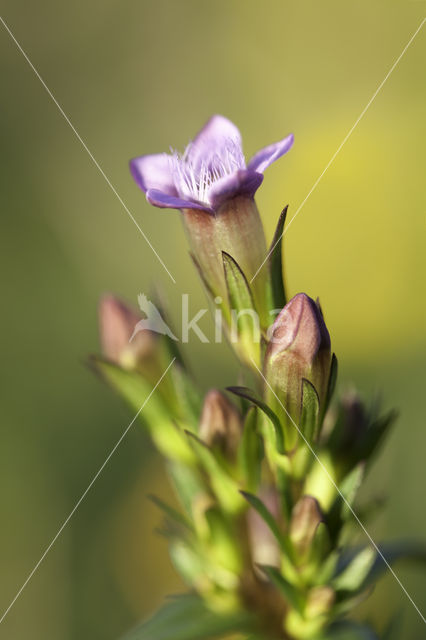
[92,116,424,640]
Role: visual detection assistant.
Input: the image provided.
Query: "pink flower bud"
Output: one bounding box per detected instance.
[98,294,157,369]
[289,495,323,557]
[264,293,331,448]
[199,390,242,459]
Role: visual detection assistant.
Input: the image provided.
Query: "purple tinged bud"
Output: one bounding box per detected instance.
[289,495,323,557]
[264,293,331,448]
[305,586,335,619]
[247,488,281,569]
[199,390,242,459]
[98,294,157,369]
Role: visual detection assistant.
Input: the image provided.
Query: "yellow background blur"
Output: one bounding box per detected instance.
[1,1,425,638]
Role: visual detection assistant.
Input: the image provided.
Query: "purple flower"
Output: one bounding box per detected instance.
[130,115,294,213]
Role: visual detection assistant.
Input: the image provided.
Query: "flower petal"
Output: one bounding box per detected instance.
[247,134,294,174]
[130,153,177,195]
[146,188,212,212]
[189,115,243,168]
[208,170,264,210]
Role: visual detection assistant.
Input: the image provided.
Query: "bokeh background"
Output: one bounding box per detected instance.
[1,1,425,638]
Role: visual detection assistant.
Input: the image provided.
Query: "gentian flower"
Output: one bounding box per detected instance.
[130,115,293,329]
[130,115,293,213]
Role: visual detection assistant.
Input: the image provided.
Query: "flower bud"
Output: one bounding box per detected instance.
[99,294,157,370]
[289,495,323,557]
[247,488,281,569]
[199,390,242,460]
[305,585,335,619]
[264,293,331,449]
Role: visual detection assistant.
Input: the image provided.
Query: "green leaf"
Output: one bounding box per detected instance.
[332,546,376,592]
[300,378,320,442]
[123,593,252,640]
[259,565,304,613]
[148,494,193,532]
[166,462,204,518]
[227,386,285,453]
[240,491,289,554]
[327,464,365,540]
[170,363,202,427]
[91,356,167,419]
[267,206,288,311]
[185,431,245,514]
[238,407,263,491]
[222,252,261,365]
[322,353,338,420]
[361,540,426,589]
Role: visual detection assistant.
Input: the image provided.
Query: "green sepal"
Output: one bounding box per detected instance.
[240,491,290,556]
[267,205,288,313]
[184,431,245,514]
[227,386,285,453]
[222,251,261,366]
[308,521,332,574]
[203,506,243,575]
[122,592,253,640]
[331,587,373,618]
[321,353,338,421]
[169,364,203,428]
[168,543,206,589]
[148,494,193,533]
[259,565,304,614]
[327,464,365,542]
[300,378,320,443]
[238,407,264,491]
[166,462,205,519]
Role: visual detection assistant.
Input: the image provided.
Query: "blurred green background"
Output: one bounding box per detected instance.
[1,1,425,638]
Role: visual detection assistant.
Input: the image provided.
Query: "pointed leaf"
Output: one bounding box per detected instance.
[327,464,365,540]
[322,353,338,420]
[259,565,304,613]
[332,546,376,592]
[185,431,244,514]
[148,494,193,532]
[300,378,320,442]
[240,491,289,554]
[361,540,426,589]
[238,407,264,491]
[227,386,285,453]
[123,593,253,640]
[267,206,288,311]
[222,252,261,364]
